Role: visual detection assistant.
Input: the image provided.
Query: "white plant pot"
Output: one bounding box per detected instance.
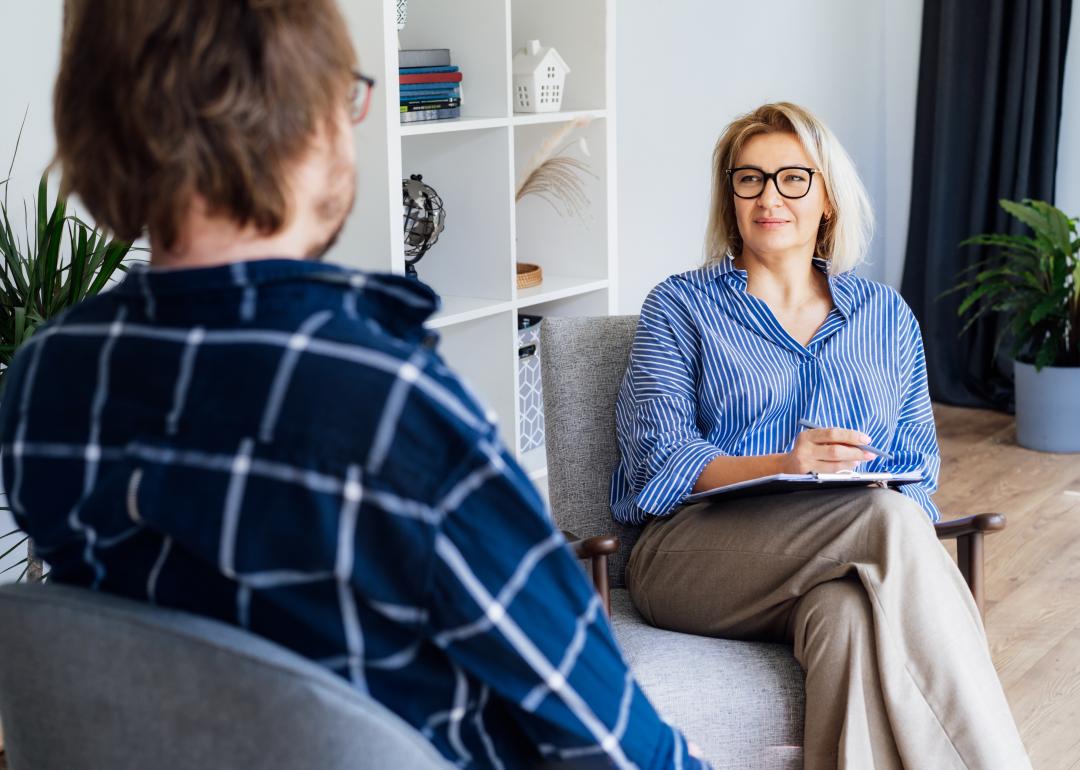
[1014,360,1080,453]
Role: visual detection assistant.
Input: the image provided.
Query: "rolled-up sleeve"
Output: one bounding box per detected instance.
[613,284,724,520]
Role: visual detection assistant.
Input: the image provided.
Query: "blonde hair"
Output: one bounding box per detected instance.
[704,102,874,274]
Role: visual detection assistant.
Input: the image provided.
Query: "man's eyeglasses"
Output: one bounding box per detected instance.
[349,71,376,124]
[726,166,819,200]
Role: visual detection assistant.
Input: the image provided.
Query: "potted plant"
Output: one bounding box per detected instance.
[1,142,135,582]
[954,199,1080,452]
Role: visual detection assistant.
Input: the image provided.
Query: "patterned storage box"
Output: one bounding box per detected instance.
[517,315,545,453]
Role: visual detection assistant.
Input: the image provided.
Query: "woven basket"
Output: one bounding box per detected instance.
[516,262,543,290]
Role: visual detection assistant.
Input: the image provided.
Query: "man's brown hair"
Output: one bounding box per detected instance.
[55,0,357,249]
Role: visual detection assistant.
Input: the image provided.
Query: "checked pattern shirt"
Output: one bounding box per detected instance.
[0,258,707,770]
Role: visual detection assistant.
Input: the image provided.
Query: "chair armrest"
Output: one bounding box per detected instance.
[933,513,1007,618]
[562,531,619,616]
[562,532,620,559]
[933,512,1007,540]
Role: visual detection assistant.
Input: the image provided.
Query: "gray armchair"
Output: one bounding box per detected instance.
[0,582,453,770]
[540,315,1006,770]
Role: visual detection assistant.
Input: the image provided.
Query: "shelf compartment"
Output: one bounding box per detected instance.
[398,0,511,120]
[427,294,514,329]
[516,274,608,309]
[400,116,509,137]
[511,0,608,113]
[401,127,514,306]
[517,290,612,324]
[513,118,609,283]
[512,109,607,126]
[436,313,518,450]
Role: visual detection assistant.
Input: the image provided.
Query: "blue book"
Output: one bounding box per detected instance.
[400,82,459,93]
[399,66,460,75]
[401,89,461,102]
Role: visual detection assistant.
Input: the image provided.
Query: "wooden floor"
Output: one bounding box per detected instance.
[0,404,1077,769]
[934,404,1080,769]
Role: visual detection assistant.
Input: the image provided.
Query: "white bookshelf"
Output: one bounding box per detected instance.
[335,0,616,491]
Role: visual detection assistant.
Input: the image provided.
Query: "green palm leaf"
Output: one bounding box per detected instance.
[1,160,135,397]
[1,128,137,583]
[953,199,1080,369]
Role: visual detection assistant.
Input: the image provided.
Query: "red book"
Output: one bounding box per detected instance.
[399,72,463,85]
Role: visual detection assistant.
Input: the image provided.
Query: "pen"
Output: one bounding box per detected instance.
[797,418,894,461]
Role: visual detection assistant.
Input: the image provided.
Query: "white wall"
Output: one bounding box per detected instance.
[615,0,924,313]
[0,1,64,582]
[0,2,63,209]
[1056,1,1080,216]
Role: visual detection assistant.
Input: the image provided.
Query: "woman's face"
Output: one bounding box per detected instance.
[731,132,831,263]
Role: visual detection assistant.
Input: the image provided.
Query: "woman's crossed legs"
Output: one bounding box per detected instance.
[627,488,1029,770]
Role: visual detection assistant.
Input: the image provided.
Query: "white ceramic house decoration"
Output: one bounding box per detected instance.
[512,40,570,113]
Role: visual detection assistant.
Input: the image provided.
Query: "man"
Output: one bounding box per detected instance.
[0,2,706,768]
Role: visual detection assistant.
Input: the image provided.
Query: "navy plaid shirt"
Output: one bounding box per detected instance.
[0,259,707,770]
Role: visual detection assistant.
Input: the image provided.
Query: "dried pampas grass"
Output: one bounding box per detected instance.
[515,118,597,220]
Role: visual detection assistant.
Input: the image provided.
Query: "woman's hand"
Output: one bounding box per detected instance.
[693,429,876,493]
[783,428,875,474]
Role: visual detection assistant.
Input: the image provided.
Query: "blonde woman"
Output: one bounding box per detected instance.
[611,103,1029,769]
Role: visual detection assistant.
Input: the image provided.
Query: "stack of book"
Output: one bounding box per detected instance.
[399,48,462,124]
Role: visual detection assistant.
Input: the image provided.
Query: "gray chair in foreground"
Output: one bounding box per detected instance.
[541,315,1007,770]
[0,582,453,770]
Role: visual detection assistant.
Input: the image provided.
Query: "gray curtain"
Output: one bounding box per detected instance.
[901,0,1073,410]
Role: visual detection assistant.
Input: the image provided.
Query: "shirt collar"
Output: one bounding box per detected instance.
[115,258,440,326]
[704,254,854,321]
[826,269,854,320]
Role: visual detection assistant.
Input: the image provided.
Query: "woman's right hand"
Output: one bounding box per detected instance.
[783,428,875,474]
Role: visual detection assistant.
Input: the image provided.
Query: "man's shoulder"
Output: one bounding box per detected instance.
[310,308,492,426]
[273,306,499,490]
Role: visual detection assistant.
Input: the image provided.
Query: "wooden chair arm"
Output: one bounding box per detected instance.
[933,513,1007,618]
[933,512,1007,539]
[562,531,620,616]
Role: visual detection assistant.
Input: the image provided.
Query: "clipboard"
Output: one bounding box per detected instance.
[684,471,924,504]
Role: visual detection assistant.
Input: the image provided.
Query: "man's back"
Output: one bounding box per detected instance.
[10,2,709,765]
[0,259,702,769]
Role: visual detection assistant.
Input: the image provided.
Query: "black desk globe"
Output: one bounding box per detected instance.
[402,174,446,279]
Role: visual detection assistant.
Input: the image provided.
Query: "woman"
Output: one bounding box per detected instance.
[611,103,1029,769]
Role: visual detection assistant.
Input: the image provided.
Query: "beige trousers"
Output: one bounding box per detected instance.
[626,488,1030,770]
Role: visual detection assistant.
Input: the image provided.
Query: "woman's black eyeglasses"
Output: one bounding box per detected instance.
[350,72,376,124]
[726,166,819,200]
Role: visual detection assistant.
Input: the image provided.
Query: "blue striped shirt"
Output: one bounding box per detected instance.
[611,256,941,525]
[0,258,706,770]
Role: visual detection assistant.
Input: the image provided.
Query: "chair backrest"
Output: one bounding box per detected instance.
[540,315,642,589]
[0,583,452,770]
